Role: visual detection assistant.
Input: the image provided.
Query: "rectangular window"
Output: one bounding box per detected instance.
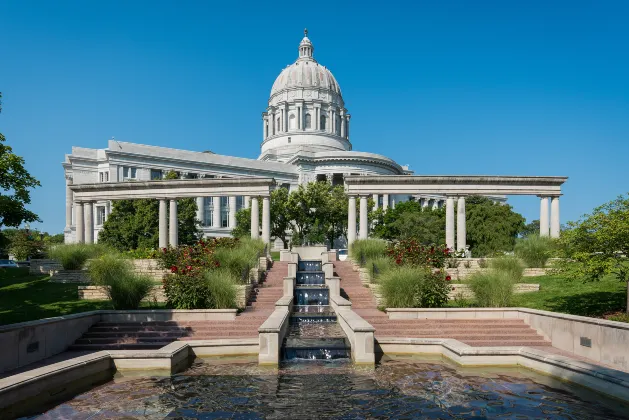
[236,196,244,211]
[123,167,137,180]
[221,196,228,227]
[105,172,109,182]
[150,169,163,180]
[99,172,104,182]
[96,207,106,225]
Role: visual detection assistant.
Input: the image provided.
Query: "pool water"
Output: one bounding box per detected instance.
[26,356,629,419]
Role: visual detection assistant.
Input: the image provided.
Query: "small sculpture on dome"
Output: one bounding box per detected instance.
[304,28,308,37]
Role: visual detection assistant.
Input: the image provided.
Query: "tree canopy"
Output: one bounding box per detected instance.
[0,93,41,230]
[557,194,629,313]
[372,200,445,244]
[98,171,199,250]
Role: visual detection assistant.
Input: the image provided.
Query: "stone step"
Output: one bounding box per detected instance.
[363,319,528,325]
[69,343,167,351]
[373,333,543,340]
[459,340,552,347]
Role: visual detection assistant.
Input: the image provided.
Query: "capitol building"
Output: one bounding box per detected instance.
[63,31,499,245]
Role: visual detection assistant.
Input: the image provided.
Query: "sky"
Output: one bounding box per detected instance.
[1,0,628,234]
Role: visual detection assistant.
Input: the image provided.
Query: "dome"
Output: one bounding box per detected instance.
[270,30,342,98]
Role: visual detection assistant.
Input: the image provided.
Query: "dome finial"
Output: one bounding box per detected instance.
[298,29,314,60]
[304,28,308,37]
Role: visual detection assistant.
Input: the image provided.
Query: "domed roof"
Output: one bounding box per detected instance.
[270,30,342,97]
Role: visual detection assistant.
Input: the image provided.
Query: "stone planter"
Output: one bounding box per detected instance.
[50,269,90,284]
[236,284,252,309]
[78,285,166,302]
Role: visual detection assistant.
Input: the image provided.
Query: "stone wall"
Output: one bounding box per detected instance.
[131,259,168,281]
[50,270,90,284]
[78,285,166,302]
[29,259,62,276]
[446,267,550,280]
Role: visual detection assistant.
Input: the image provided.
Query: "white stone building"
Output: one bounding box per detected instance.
[62,31,501,246]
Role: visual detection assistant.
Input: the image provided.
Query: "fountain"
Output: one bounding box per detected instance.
[283,260,351,360]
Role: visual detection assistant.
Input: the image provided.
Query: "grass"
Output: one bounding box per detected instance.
[0,268,164,326]
[511,274,627,318]
[514,235,554,268]
[271,251,281,261]
[349,239,387,265]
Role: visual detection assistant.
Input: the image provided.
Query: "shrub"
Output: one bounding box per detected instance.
[163,273,212,309]
[350,239,387,265]
[469,270,515,307]
[49,243,108,270]
[366,256,395,283]
[489,256,524,283]
[88,253,154,309]
[125,248,160,259]
[380,266,452,308]
[214,246,258,283]
[156,240,218,275]
[514,235,554,268]
[204,269,237,309]
[386,239,452,269]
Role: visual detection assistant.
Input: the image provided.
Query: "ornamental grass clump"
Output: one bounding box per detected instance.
[49,243,108,270]
[204,269,238,309]
[366,255,395,283]
[514,235,555,268]
[350,239,388,265]
[88,253,154,309]
[380,266,452,308]
[469,269,515,307]
[213,246,259,283]
[489,256,524,283]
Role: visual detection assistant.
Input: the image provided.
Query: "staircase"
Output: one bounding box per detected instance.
[333,261,551,348]
[69,260,289,351]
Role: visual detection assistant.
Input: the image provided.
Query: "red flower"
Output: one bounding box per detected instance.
[170,266,178,273]
[445,275,451,281]
[395,257,402,265]
[186,265,192,271]
[214,261,221,267]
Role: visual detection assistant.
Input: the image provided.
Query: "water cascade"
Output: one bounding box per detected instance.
[283,260,351,360]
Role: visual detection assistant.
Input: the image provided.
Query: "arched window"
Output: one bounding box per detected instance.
[320,115,326,130]
[276,117,280,132]
[305,113,312,129]
[289,114,296,130]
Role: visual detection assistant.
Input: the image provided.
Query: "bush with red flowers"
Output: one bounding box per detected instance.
[386,239,453,269]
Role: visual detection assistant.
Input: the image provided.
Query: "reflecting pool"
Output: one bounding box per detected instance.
[26,356,629,419]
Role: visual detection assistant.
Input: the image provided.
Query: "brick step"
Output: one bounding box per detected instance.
[93,321,240,328]
[362,319,528,325]
[69,343,167,351]
[373,333,543,340]
[373,327,536,334]
[84,328,260,337]
[459,340,552,347]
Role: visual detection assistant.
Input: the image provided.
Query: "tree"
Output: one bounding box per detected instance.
[8,229,43,260]
[372,200,445,244]
[466,196,525,257]
[520,219,540,237]
[557,194,629,314]
[98,171,199,250]
[231,207,253,239]
[0,93,41,232]
[269,188,291,248]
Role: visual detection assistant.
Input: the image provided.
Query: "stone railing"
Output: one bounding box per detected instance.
[330,294,376,365]
[258,298,292,366]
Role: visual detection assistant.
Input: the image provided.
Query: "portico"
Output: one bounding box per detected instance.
[345,176,568,251]
[70,178,275,248]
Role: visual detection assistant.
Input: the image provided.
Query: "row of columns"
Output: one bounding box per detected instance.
[445,197,467,252]
[72,201,111,244]
[264,107,350,139]
[540,196,561,238]
[194,195,252,228]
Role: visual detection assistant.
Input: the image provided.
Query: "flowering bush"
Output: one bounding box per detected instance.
[386,239,453,269]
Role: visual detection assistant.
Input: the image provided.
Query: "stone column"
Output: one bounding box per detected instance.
[445,197,455,250]
[196,197,204,226]
[347,196,357,246]
[244,195,251,209]
[346,114,351,139]
[84,202,94,244]
[284,107,288,132]
[159,199,168,249]
[262,116,267,139]
[372,194,378,211]
[421,197,429,209]
[359,195,368,240]
[550,196,560,238]
[270,111,275,136]
[169,199,178,247]
[297,106,301,130]
[251,197,260,239]
[340,111,346,138]
[262,196,270,247]
[456,196,466,252]
[391,196,396,209]
[539,196,550,237]
[315,107,320,130]
[65,181,73,229]
[212,196,221,228]
[105,201,111,219]
[382,194,389,211]
[75,202,84,243]
[229,196,237,228]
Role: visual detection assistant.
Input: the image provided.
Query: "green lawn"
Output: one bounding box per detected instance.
[270,251,281,261]
[0,268,163,326]
[512,274,627,319]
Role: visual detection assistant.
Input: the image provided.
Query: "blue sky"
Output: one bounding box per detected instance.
[1,0,628,234]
